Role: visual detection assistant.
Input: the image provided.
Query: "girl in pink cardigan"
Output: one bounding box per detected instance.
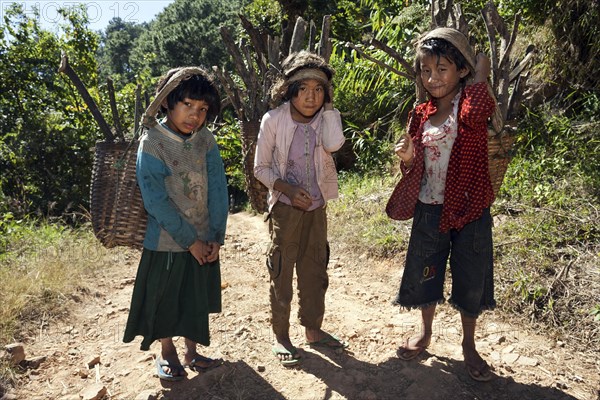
[254,51,346,367]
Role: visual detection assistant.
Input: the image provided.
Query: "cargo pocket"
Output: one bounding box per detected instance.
[266,246,282,279]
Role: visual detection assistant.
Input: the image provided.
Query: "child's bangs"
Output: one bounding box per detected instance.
[418,38,468,71]
[167,75,220,116]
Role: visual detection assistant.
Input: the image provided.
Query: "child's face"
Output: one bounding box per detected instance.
[420,54,468,102]
[163,97,209,135]
[290,79,326,123]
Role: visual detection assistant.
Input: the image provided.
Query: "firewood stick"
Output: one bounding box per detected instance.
[58,53,114,142]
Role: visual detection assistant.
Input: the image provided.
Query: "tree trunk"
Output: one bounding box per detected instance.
[241,119,268,214]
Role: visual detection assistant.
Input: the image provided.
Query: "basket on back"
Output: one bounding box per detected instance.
[89,67,210,249]
[487,127,515,196]
[90,139,146,249]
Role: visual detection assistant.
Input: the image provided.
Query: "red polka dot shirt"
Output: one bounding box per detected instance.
[391,82,496,232]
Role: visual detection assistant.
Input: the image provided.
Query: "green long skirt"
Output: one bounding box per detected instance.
[122,249,221,350]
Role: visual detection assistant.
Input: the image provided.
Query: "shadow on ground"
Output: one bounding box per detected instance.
[151,360,284,399]
[299,347,577,400]
[151,348,579,400]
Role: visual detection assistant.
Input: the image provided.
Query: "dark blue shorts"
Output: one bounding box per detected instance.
[394,202,496,317]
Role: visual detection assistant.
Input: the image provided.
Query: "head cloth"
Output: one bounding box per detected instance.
[415,27,503,133]
[287,68,329,85]
[142,67,208,128]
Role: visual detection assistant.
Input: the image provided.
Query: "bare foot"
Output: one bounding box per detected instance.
[397,335,430,361]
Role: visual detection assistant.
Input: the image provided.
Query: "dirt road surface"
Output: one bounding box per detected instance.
[7,212,599,399]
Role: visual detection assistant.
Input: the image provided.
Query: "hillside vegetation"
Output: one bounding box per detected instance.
[1,0,598,396]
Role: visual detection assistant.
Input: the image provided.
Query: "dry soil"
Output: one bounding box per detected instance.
[7,211,600,399]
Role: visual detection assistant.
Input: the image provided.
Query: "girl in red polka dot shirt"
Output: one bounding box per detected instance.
[389,27,497,382]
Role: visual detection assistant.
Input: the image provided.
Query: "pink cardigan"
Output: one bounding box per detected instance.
[254,102,345,211]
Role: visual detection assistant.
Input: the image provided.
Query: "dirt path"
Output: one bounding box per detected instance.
[8,211,599,399]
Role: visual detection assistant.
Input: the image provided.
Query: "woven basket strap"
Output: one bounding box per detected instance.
[141,67,209,128]
[113,125,144,167]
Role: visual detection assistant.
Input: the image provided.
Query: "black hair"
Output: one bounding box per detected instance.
[282,79,332,103]
[158,72,221,121]
[270,51,335,107]
[415,38,470,82]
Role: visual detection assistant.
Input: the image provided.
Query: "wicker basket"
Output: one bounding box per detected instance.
[90,68,212,249]
[90,140,146,248]
[488,128,515,196]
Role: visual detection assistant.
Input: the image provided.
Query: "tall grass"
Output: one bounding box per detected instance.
[328,172,412,259]
[0,219,120,346]
[492,90,600,351]
[0,218,126,392]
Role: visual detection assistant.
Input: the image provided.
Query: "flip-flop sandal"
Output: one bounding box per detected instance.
[156,356,185,381]
[187,355,224,373]
[272,345,301,367]
[397,338,426,361]
[466,360,493,382]
[306,334,348,349]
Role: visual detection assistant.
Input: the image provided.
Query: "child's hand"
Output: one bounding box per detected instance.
[473,53,491,84]
[395,133,414,167]
[207,242,221,262]
[288,185,313,211]
[189,240,211,265]
[273,179,312,210]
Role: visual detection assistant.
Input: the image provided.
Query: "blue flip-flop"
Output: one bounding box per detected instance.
[187,355,224,373]
[156,356,185,381]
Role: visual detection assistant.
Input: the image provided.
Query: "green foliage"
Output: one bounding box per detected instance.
[328,172,410,257]
[245,0,368,46]
[512,270,548,305]
[215,112,244,191]
[129,0,248,76]
[491,89,599,347]
[591,305,600,322]
[0,212,25,256]
[243,0,282,35]
[492,199,598,341]
[330,2,425,172]
[344,122,394,173]
[328,0,371,43]
[96,17,146,85]
[502,89,600,205]
[521,0,600,90]
[0,5,102,219]
[360,0,427,44]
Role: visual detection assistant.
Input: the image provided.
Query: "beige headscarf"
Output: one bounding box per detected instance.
[415,27,503,134]
[287,68,329,85]
[142,67,209,128]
